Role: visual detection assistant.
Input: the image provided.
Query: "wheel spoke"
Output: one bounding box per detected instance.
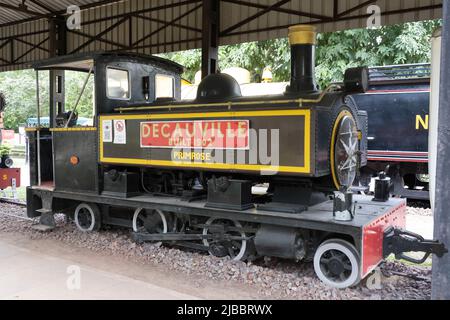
[320,257,330,264]
[227,246,236,258]
[203,219,247,261]
[344,262,353,271]
[231,240,242,249]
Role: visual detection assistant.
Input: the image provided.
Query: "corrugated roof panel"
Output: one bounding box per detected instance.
[0,0,443,72]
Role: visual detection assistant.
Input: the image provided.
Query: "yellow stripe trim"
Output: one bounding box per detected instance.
[330,110,352,190]
[99,110,311,174]
[50,127,97,132]
[100,158,310,173]
[101,110,308,120]
[113,85,337,112]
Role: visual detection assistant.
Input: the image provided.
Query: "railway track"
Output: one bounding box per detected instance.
[0,197,26,207]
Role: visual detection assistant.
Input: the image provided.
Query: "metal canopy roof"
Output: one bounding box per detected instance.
[0,0,443,72]
[31,50,184,72]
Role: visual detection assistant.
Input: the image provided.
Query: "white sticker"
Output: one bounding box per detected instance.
[102,120,112,142]
[113,119,126,144]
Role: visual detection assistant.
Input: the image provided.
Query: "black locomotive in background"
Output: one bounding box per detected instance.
[353,64,431,201]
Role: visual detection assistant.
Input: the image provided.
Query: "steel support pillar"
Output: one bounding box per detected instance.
[432,2,450,300]
[48,16,67,128]
[48,16,67,57]
[201,0,220,78]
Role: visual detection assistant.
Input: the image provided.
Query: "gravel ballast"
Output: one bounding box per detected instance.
[0,203,433,300]
[407,206,433,217]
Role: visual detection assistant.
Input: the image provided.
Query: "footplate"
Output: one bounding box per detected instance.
[383,227,448,264]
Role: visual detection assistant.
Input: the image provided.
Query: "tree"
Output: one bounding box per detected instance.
[160,20,442,88]
[0,70,94,132]
[0,70,45,131]
[315,20,442,87]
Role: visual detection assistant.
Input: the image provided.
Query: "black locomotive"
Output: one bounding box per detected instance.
[25,25,446,289]
[353,64,431,200]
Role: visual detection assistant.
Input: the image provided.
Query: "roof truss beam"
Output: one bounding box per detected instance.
[336,0,378,18]
[222,3,443,37]
[221,0,330,21]
[220,0,292,36]
[0,1,46,17]
[131,3,202,48]
[13,36,49,63]
[133,13,202,34]
[69,17,130,54]
[28,0,55,13]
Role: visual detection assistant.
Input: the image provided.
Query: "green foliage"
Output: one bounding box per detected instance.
[219,38,291,82]
[315,20,442,87]
[0,70,94,132]
[161,20,441,88]
[160,49,202,83]
[0,143,11,157]
[0,69,45,132]
[65,71,95,119]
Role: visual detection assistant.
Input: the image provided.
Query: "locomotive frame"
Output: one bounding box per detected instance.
[24,25,446,289]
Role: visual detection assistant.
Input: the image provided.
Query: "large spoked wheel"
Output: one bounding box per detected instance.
[132,208,168,247]
[202,218,247,261]
[330,109,360,190]
[313,239,361,289]
[74,203,102,232]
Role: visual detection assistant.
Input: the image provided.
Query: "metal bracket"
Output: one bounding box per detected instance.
[383,227,448,264]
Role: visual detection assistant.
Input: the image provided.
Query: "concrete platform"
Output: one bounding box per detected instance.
[0,239,199,300]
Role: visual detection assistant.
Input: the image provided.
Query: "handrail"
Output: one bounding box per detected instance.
[113,85,340,113]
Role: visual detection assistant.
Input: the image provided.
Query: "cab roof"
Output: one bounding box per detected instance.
[32,51,184,74]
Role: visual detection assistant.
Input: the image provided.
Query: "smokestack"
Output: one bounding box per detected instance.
[285,25,319,94]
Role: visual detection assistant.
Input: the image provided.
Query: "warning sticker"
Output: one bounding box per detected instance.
[102,120,112,143]
[113,119,126,144]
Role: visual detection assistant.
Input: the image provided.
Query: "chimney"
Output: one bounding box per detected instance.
[285,25,319,94]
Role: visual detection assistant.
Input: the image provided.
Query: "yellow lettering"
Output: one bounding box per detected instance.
[142,124,151,138]
[172,152,211,162]
[173,123,182,137]
[227,123,235,138]
[217,123,224,138]
[161,124,170,138]
[153,124,160,138]
[238,121,247,138]
[184,123,193,138]
[416,115,429,130]
[202,123,209,138]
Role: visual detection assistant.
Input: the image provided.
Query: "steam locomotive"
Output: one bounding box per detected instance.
[25,25,446,289]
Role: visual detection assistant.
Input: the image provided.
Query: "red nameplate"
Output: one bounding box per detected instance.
[140,120,249,150]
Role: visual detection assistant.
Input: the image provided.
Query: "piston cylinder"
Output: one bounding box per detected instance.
[254,225,306,260]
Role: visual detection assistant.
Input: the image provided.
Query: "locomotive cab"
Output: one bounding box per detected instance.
[26,52,183,193]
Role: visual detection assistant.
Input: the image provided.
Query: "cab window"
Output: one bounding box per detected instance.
[155,74,174,99]
[107,68,130,99]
